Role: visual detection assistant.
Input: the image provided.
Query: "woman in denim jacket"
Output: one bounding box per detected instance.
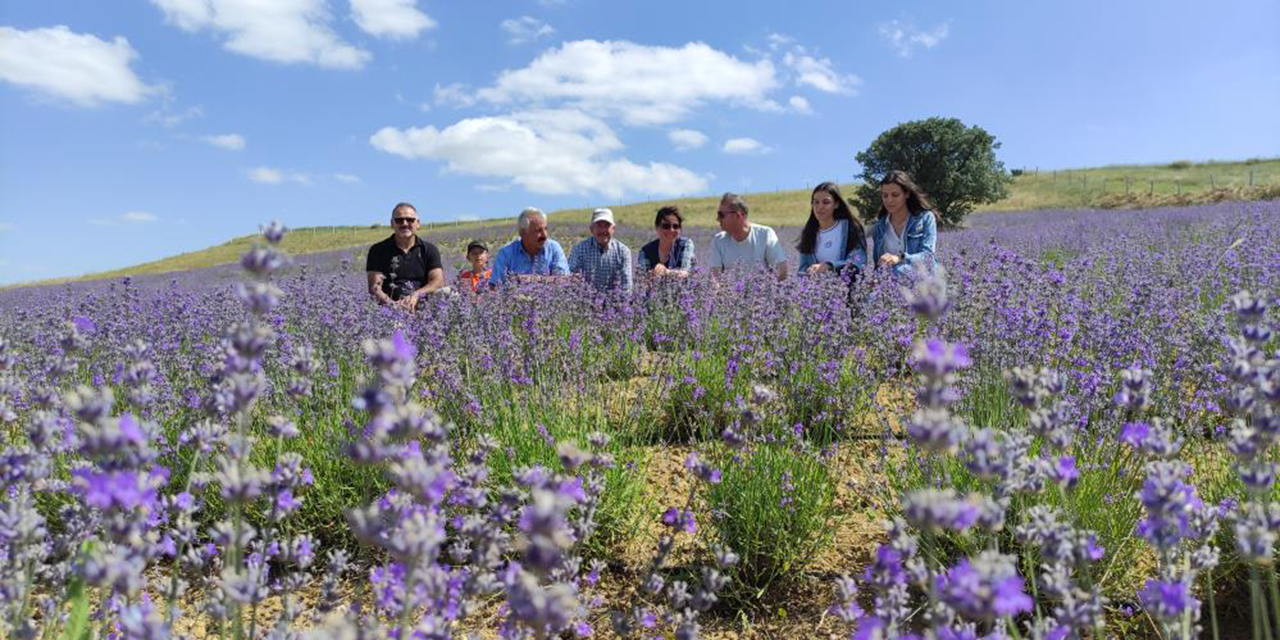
[871,170,938,278]
[797,182,868,276]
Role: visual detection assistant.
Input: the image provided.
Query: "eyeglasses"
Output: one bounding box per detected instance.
[716,210,734,219]
[659,222,681,230]
[393,217,418,225]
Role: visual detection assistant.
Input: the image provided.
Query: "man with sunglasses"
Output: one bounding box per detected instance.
[365,202,445,309]
[709,192,787,279]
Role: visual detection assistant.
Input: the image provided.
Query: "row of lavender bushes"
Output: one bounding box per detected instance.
[0,201,1277,638]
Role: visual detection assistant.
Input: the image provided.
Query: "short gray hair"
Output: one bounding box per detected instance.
[720,192,748,216]
[391,202,416,217]
[517,207,545,232]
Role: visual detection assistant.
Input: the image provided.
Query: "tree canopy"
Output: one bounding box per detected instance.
[853,117,1012,227]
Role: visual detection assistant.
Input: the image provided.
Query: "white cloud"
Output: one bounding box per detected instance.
[878,20,949,58]
[433,82,477,108]
[668,128,708,151]
[475,184,511,192]
[350,0,436,40]
[0,25,155,106]
[146,104,204,128]
[500,16,554,45]
[0,222,14,232]
[722,137,772,155]
[150,0,371,69]
[122,210,159,223]
[476,40,780,125]
[249,167,284,184]
[248,166,310,185]
[333,172,362,183]
[202,133,246,150]
[89,211,159,226]
[371,108,708,199]
[789,95,812,114]
[782,47,859,95]
[766,33,793,50]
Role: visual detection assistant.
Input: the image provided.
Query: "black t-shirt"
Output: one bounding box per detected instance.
[365,235,443,300]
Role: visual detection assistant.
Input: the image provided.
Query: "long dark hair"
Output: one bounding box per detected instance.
[798,182,866,256]
[877,170,935,219]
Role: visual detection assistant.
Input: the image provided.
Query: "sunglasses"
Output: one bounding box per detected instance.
[393,217,418,225]
[659,222,681,230]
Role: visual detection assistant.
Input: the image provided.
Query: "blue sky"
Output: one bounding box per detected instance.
[1,0,1278,285]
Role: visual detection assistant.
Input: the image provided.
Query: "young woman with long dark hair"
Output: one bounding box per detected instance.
[797,182,867,276]
[871,170,937,276]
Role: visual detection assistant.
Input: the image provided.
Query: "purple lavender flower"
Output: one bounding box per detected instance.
[906,407,968,454]
[934,551,1033,622]
[661,507,697,534]
[913,339,972,379]
[903,489,980,533]
[1051,455,1079,489]
[1119,420,1182,458]
[1139,579,1198,620]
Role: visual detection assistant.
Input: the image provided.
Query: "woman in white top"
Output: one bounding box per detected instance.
[797,181,868,276]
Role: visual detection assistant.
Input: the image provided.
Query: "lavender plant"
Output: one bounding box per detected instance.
[1221,290,1280,640]
[0,201,1276,637]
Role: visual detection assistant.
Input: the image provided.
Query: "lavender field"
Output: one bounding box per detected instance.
[1,201,1278,640]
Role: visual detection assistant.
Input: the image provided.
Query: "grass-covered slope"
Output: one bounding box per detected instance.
[17,158,1279,286]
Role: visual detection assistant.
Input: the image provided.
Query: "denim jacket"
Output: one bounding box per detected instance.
[872,210,937,277]
[798,221,867,274]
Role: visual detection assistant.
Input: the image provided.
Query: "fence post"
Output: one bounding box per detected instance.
[1126,177,1131,195]
[1176,180,1181,195]
[1250,170,1255,186]
[1210,174,1215,189]
[1149,180,1154,195]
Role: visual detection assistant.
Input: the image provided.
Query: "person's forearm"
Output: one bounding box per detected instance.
[419,271,446,294]
[368,280,393,304]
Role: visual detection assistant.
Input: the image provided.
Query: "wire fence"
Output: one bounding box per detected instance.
[1015,166,1274,197]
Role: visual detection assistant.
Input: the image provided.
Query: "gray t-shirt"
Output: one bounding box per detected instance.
[709,223,786,270]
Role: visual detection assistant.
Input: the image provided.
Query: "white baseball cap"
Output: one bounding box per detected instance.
[590,208,615,225]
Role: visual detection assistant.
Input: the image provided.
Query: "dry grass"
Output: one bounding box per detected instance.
[989,157,1279,211]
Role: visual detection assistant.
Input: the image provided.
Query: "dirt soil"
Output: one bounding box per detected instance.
[154,440,891,640]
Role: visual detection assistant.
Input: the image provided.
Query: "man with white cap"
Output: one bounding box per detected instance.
[568,208,633,293]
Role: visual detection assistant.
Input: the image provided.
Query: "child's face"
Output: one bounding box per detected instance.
[469,250,489,270]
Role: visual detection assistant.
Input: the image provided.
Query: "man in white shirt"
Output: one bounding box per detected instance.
[708,192,788,279]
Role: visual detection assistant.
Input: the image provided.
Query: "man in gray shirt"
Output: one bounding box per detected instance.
[569,208,633,293]
[709,193,787,279]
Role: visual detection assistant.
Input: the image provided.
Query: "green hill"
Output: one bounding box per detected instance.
[15,157,1279,286]
[990,157,1280,210]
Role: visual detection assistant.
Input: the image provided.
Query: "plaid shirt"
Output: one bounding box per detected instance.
[568,237,633,292]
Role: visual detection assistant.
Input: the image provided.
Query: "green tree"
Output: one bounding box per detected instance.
[853,117,1012,227]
